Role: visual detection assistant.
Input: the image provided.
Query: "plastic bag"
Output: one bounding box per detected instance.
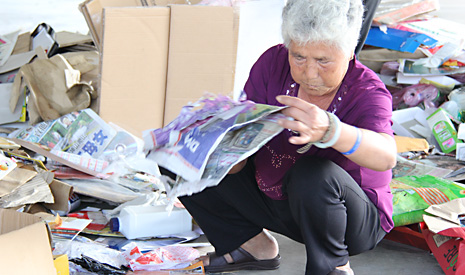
[391,175,465,227]
[380,61,399,76]
[401,84,441,109]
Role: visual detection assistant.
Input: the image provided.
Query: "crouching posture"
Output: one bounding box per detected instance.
[179,0,397,274]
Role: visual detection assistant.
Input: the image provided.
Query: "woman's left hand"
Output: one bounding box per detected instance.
[276,95,329,145]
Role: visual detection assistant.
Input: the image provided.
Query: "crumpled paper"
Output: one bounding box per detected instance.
[423,197,465,233]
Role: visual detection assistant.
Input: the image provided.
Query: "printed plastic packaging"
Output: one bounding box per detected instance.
[109,205,192,239]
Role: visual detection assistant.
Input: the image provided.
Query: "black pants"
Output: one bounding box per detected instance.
[179,156,386,275]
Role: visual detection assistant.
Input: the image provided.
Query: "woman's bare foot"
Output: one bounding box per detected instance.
[333,261,354,275]
[200,230,279,266]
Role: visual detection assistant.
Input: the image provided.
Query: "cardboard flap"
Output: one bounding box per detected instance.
[44,179,74,212]
[11,32,31,55]
[0,221,56,275]
[79,0,153,50]
[0,209,43,234]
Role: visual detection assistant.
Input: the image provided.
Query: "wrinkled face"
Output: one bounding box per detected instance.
[288,41,351,97]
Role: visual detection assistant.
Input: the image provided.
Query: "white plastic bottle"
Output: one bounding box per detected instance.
[109,205,192,239]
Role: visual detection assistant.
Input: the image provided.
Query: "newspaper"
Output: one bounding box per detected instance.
[10,108,118,158]
[144,94,287,199]
[393,155,454,179]
[9,111,80,149]
[170,112,286,198]
[52,108,117,159]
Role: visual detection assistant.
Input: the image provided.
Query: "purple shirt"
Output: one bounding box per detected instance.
[244,44,394,233]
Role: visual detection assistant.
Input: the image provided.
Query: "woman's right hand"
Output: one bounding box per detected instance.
[228,159,247,174]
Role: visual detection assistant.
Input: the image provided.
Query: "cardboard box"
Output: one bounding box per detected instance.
[0,209,56,274]
[164,4,238,125]
[99,7,170,137]
[427,108,458,153]
[98,2,239,136]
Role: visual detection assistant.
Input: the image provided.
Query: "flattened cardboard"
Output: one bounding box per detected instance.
[0,209,56,275]
[11,32,31,55]
[0,167,37,197]
[164,4,238,125]
[0,83,24,125]
[0,50,37,74]
[99,7,170,137]
[394,135,429,153]
[154,0,190,5]
[55,31,93,48]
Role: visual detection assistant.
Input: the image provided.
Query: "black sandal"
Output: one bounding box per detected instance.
[204,247,280,273]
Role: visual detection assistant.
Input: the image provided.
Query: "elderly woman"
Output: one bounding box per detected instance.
[179,0,397,274]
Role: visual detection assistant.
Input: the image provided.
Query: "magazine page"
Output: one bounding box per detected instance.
[145,95,286,183]
[166,112,286,199]
[144,94,255,150]
[147,103,255,182]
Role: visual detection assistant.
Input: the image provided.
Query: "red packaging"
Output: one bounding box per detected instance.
[420,222,465,274]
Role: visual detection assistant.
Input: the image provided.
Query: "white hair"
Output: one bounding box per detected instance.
[281,0,364,56]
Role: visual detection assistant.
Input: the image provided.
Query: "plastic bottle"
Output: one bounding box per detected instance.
[109,205,192,239]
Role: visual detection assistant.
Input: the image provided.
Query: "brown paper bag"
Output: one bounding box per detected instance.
[10,53,95,124]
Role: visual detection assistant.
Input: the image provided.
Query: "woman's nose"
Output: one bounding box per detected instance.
[304,62,319,79]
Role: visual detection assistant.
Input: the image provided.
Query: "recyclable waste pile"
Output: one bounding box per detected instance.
[359,1,465,273]
[0,0,249,273]
[0,108,206,274]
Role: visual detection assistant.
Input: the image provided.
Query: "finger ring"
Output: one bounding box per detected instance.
[289,129,300,136]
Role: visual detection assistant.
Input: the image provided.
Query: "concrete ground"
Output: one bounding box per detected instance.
[248,232,443,275]
[196,230,444,274]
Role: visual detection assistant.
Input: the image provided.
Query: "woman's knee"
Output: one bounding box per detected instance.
[283,156,342,201]
[292,156,336,175]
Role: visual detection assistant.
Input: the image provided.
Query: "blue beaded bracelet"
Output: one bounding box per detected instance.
[341,127,362,155]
